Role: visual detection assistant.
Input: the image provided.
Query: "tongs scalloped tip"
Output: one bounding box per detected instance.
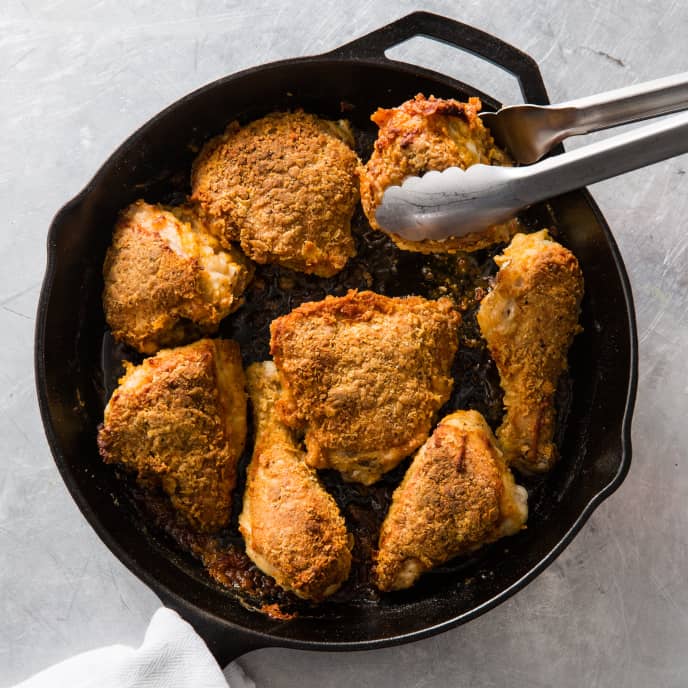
[376,164,522,242]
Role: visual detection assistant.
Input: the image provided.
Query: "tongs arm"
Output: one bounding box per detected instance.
[482,72,688,164]
[560,71,688,135]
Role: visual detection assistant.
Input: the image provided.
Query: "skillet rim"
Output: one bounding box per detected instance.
[34,46,638,656]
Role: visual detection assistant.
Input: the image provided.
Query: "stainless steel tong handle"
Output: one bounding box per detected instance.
[376,110,688,241]
[482,72,688,164]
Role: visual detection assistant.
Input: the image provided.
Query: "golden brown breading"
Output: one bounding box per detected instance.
[239,361,352,600]
[97,339,247,532]
[270,290,460,485]
[103,200,253,354]
[190,111,360,277]
[360,94,521,253]
[373,410,528,592]
[477,230,584,473]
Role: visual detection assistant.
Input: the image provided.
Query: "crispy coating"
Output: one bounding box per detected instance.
[103,200,253,354]
[98,339,247,532]
[239,362,352,600]
[270,290,460,485]
[374,410,528,592]
[477,230,584,473]
[360,94,521,253]
[190,111,360,277]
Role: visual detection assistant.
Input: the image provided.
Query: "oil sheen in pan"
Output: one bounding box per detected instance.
[98,121,572,618]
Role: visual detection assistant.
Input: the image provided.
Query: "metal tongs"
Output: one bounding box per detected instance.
[376,73,688,241]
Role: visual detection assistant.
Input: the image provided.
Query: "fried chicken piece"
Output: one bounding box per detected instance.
[190,111,360,277]
[98,339,247,532]
[270,290,460,485]
[477,230,584,473]
[103,200,253,354]
[239,361,352,600]
[360,94,521,253]
[374,410,528,592]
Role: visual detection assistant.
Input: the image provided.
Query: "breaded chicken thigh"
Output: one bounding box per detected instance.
[239,362,352,600]
[360,94,520,253]
[477,230,584,473]
[374,410,528,592]
[270,290,460,485]
[103,200,253,354]
[190,111,360,277]
[98,339,247,532]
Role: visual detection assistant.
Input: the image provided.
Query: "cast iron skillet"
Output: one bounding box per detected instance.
[35,12,637,666]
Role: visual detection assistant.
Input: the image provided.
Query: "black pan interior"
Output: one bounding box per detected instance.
[37,58,635,650]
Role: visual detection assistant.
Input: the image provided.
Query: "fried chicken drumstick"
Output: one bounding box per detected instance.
[239,362,352,600]
[477,230,584,473]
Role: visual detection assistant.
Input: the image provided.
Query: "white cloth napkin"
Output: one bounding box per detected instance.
[12,608,255,688]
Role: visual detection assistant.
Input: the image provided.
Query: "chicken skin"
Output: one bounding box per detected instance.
[190,111,360,277]
[103,200,253,354]
[374,410,528,592]
[360,94,520,254]
[477,230,584,473]
[270,290,460,485]
[239,361,352,600]
[98,339,247,532]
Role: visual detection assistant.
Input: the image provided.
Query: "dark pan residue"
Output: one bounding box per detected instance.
[98,117,572,618]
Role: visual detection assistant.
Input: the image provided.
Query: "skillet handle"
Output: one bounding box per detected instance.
[156,590,265,668]
[326,11,550,105]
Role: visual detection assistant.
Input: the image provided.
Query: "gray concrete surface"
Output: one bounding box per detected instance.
[1,1,687,686]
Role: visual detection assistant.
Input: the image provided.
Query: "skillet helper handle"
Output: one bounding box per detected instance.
[559,71,688,135]
[517,110,688,205]
[326,11,550,105]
